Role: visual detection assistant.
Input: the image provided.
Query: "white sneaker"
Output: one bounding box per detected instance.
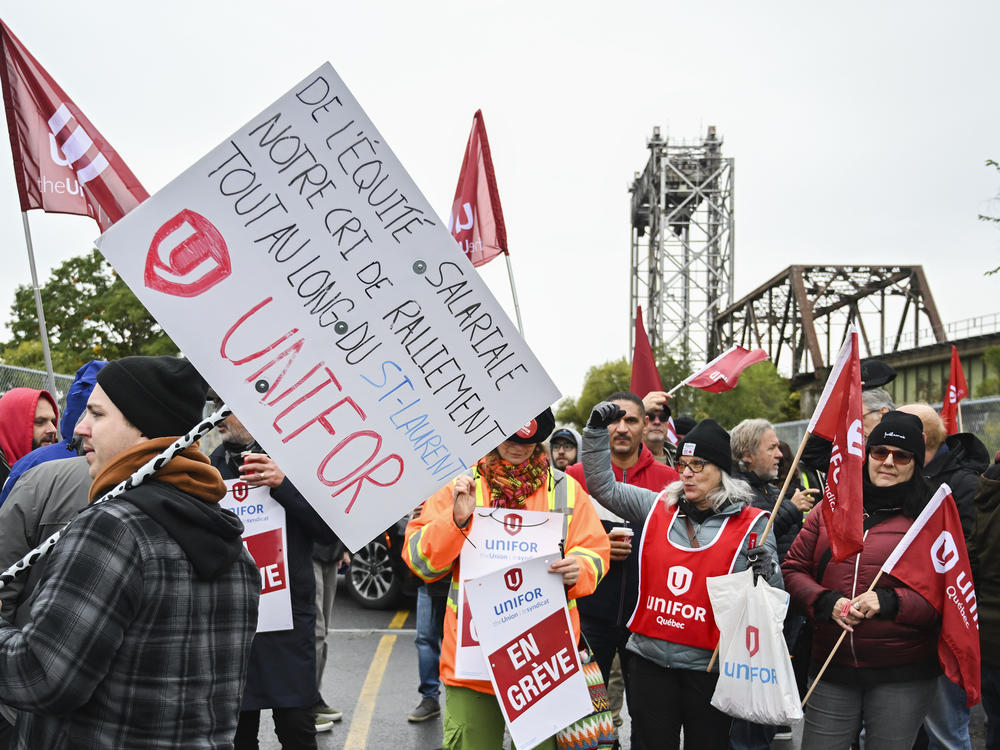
[315,717,335,733]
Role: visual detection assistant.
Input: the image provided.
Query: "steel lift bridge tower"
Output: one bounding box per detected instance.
[629,126,734,363]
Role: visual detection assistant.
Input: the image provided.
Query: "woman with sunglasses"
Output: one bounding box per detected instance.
[782,411,940,749]
[581,403,780,749]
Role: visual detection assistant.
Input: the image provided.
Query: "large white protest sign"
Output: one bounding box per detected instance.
[455,507,563,680]
[94,63,560,551]
[465,555,591,750]
[220,480,293,632]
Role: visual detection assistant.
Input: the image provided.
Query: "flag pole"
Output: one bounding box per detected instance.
[800,571,885,707]
[957,401,964,433]
[503,253,524,335]
[707,428,813,672]
[19,211,58,397]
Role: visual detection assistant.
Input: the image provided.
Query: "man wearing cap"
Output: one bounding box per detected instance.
[640,390,675,466]
[0,356,259,749]
[404,408,609,749]
[548,426,581,471]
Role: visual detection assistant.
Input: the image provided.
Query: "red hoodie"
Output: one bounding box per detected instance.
[0,388,58,465]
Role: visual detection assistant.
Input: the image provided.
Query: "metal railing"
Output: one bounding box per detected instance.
[0,364,75,412]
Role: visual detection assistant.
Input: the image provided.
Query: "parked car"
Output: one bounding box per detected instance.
[345,515,419,609]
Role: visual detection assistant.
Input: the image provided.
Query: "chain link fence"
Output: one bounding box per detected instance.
[0,364,75,413]
[774,395,1000,461]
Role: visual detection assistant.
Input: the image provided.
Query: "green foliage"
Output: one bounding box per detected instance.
[555,351,797,431]
[976,345,1000,397]
[1,249,177,373]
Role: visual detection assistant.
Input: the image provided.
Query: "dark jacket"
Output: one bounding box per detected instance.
[566,445,678,626]
[211,445,338,710]
[0,480,259,749]
[737,470,803,560]
[972,464,1000,668]
[782,503,940,686]
[923,433,989,541]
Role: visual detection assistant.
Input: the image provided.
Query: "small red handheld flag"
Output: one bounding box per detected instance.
[0,20,148,231]
[881,483,981,706]
[630,306,664,396]
[807,327,864,561]
[683,345,768,394]
[448,110,507,267]
[940,345,968,435]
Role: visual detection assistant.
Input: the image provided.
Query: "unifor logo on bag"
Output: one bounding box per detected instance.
[745,625,759,657]
[666,565,693,596]
[930,531,959,574]
[503,513,523,536]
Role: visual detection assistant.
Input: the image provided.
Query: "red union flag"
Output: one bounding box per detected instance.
[940,345,968,435]
[0,20,147,231]
[630,306,664,396]
[807,327,864,561]
[448,110,507,267]
[684,345,768,393]
[881,484,981,706]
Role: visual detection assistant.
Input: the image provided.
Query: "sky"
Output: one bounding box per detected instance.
[0,1,997,404]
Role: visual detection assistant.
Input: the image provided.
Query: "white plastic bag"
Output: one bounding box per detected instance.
[706,568,803,724]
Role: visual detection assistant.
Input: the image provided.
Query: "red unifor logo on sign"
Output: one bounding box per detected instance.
[490,609,579,721]
[145,209,231,297]
[745,625,760,657]
[504,568,523,592]
[503,513,523,536]
[231,481,249,502]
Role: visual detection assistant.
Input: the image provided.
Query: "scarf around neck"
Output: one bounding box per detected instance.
[479,446,550,507]
[89,437,227,503]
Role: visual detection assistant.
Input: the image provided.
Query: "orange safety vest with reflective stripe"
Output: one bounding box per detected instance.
[403,466,610,695]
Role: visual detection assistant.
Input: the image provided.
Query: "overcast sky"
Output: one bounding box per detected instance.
[1,1,997,402]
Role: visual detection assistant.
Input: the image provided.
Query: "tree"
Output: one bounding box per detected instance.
[976,345,1000,397]
[693,361,800,428]
[1,249,177,373]
[555,358,632,429]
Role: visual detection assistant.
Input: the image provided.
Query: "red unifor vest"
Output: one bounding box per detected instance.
[628,497,765,649]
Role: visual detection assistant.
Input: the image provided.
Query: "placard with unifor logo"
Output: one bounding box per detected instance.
[465,555,591,750]
[93,62,560,552]
[220,479,293,632]
[454,507,563,680]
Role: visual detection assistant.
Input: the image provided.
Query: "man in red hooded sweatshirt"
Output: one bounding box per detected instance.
[0,388,58,486]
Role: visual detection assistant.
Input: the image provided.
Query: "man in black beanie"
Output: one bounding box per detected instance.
[0,356,259,749]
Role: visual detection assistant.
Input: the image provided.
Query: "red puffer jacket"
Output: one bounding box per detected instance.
[782,507,940,682]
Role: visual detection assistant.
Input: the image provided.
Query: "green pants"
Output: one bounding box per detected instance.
[443,685,557,750]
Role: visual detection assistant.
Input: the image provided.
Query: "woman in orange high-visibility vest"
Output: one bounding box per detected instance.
[404,407,609,750]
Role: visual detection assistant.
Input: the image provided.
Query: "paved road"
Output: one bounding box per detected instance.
[253,577,987,749]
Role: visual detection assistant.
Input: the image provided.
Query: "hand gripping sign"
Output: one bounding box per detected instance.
[94,63,560,552]
[465,555,592,750]
[219,480,293,632]
[454,507,563,680]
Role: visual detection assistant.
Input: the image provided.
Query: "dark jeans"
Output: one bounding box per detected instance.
[581,618,644,750]
[234,707,317,750]
[984,663,1000,750]
[628,654,732,749]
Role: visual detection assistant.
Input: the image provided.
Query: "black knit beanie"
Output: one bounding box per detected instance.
[676,418,732,474]
[98,356,209,438]
[507,407,556,445]
[866,410,925,468]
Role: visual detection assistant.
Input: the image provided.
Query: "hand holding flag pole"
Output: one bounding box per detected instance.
[707,327,864,672]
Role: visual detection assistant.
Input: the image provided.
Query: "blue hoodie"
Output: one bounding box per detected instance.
[0,360,106,504]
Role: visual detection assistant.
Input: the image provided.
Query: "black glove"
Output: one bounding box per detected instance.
[746,543,773,583]
[587,401,626,429]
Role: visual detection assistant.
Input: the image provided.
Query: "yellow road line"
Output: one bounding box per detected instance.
[388,609,409,629]
[343,609,409,750]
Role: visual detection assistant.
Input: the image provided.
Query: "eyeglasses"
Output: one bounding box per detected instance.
[676,458,709,473]
[647,412,668,423]
[869,446,914,466]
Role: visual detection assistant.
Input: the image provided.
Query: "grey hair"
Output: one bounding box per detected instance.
[862,387,896,413]
[662,470,754,512]
[730,418,774,473]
